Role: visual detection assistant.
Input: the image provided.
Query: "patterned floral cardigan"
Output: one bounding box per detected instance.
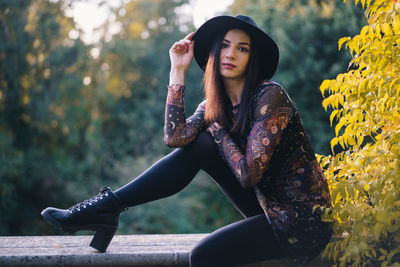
[164,81,332,264]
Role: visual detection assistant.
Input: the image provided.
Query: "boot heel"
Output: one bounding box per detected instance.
[89,226,117,252]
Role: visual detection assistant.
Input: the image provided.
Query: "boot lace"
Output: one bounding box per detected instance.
[68,186,110,213]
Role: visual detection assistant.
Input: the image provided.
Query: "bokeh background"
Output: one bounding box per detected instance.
[0,0,366,236]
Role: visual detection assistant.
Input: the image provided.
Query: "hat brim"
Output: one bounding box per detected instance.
[192,16,279,80]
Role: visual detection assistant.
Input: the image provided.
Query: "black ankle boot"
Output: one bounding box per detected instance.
[41,186,128,252]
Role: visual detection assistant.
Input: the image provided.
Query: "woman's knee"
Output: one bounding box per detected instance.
[184,130,218,157]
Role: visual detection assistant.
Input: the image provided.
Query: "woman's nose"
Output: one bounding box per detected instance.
[225,48,235,59]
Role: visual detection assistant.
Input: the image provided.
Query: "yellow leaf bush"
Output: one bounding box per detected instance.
[319,0,400,266]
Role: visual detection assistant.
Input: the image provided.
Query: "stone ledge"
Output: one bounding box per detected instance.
[0,234,329,266]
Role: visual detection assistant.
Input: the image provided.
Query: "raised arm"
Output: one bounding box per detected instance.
[164,32,206,147]
[208,84,294,188]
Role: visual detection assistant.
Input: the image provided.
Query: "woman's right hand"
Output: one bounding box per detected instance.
[169,32,195,74]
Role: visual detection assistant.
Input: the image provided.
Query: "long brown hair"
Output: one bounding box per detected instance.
[203,27,263,149]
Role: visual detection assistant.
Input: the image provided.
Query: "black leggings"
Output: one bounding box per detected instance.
[115,131,285,266]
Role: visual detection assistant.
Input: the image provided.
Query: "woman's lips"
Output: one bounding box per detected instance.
[222,63,236,69]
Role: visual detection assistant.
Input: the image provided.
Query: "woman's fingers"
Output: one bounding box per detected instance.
[184,31,195,41]
[172,44,185,54]
[172,40,192,53]
[174,32,194,50]
[170,32,195,54]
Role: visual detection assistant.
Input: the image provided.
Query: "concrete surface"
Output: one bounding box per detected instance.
[0,234,329,266]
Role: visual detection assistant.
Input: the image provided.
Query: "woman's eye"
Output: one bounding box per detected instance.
[239,47,249,52]
[222,43,229,48]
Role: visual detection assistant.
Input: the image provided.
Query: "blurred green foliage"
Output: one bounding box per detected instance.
[0,0,364,236]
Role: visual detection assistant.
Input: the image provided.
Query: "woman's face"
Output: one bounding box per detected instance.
[219,29,251,82]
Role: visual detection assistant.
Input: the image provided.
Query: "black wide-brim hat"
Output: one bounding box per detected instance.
[193,15,279,80]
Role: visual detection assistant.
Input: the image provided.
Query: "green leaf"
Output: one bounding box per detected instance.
[379,248,388,255]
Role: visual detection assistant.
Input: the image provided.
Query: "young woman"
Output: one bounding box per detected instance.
[41,15,332,266]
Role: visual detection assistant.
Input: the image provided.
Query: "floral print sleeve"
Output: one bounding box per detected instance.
[164,84,207,148]
[209,84,294,188]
